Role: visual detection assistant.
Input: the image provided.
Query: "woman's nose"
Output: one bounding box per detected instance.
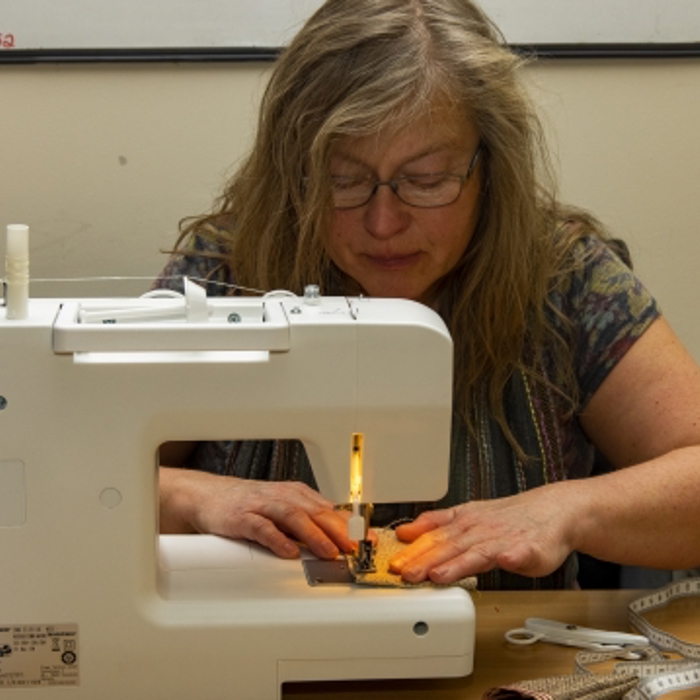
[363,184,410,239]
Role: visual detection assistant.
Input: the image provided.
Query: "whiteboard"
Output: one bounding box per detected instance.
[1,0,699,59]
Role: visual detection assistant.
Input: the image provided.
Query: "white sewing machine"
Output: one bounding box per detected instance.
[0,271,475,697]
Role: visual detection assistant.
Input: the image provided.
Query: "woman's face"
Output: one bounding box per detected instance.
[326,103,482,305]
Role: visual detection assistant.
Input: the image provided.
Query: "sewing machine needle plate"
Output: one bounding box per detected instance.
[302,559,354,586]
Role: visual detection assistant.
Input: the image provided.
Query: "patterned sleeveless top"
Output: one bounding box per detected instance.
[154,233,659,590]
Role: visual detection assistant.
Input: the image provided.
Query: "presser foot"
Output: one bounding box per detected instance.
[301,539,376,586]
[352,539,376,574]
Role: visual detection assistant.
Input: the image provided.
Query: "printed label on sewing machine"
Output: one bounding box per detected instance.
[0,624,78,688]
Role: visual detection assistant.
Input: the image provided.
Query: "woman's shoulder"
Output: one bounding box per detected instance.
[549,220,645,310]
[548,223,660,405]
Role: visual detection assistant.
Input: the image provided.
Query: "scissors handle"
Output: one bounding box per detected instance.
[504,627,544,645]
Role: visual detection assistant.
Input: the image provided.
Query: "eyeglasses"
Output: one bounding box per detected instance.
[331,144,482,210]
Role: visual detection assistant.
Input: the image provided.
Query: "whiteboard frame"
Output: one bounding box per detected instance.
[1,0,699,62]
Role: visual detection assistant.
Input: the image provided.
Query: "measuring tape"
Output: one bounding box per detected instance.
[625,667,700,700]
[575,578,700,699]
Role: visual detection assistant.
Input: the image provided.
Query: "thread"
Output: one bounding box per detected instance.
[27,275,268,297]
[0,264,292,317]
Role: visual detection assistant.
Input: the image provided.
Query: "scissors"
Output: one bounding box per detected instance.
[505,618,649,652]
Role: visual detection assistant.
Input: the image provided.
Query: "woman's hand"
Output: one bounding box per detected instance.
[390,484,579,584]
[390,317,700,585]
[160,467,354,560]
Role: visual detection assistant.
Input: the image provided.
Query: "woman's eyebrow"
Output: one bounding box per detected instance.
[330,152,368,168]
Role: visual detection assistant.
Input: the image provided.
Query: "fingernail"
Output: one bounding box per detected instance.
[281,542,299,558]
[390,555,406,570]
[402,566,422,581]
[431,566,449,580]
[320,541,338,558]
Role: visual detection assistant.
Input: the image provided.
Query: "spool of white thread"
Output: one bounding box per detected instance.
[5,224,29,320]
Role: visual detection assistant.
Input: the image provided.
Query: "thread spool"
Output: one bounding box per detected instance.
[5,224,29,320]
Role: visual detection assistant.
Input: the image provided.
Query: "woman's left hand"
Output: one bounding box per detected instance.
[390,484,578,583]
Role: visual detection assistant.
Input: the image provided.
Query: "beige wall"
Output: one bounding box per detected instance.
[527,59,700,363]
[1,59,699,360]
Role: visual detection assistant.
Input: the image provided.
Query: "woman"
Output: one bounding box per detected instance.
[157,0,700,589]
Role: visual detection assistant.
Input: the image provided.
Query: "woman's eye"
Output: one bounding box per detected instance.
[404,174,449,190]
[332,176,368,190]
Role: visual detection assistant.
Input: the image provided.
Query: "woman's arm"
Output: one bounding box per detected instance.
[390,316,700,583]
[568,315,700,566]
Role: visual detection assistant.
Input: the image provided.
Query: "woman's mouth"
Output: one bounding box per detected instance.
[363,252,422,270]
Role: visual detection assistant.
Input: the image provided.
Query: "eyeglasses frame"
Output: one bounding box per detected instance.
[331,142,483,210]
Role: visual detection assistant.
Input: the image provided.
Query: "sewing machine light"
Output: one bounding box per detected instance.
[347,433,365,541]
[350,432,363,501]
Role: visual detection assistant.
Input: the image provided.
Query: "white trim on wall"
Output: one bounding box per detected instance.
[1,0,699,56]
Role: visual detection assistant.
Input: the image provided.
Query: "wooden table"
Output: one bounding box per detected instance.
[284,589,700,699]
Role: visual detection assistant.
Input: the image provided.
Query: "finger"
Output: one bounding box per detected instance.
[235,512,301,559]
[389,530,458,580]
[427,540,559,583]
[395,508,458,542]
[426,545,499,583]
[391,538,464,582]
[266,483,351,553]
[389,533,440,571]
[260,501,341,559]
[312,509,356,553]
[395,537,505,584]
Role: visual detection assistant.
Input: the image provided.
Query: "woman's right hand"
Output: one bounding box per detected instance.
[159,466,354,560]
